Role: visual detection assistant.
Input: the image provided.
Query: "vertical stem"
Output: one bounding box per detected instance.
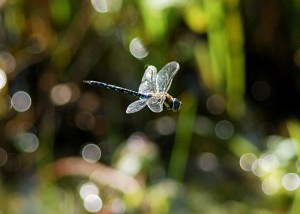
[168,94,198,181]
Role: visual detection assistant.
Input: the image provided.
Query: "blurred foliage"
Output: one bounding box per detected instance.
[1,0,300,213]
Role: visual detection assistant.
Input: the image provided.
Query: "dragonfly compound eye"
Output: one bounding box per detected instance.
[172,98,182,112]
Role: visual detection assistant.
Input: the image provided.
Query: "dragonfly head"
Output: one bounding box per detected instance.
[171,98,182,112]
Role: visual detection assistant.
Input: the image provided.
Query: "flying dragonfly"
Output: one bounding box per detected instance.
[83,61,182,114]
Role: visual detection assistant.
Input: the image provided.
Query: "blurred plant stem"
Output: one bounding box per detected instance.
[287,119,300,214]
[168,93,198,181]
[201,0,245,119]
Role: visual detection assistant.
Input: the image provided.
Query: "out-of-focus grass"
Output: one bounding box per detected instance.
[169,93,198,181]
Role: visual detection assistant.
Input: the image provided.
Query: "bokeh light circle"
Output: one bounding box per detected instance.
[79,182,99,200]
[197,152,218,171]
[252,159,267,177]
[154,116,176,135]
[259,153,279,172]
[129,38,148,59]
[215,120,234,140]
[252,81,271,101]
[116,154,141,175]
[240,153,257,172]
[17,132,39,153]
[0,52,16,73]
[110,199,126,213]
[0,148,8,167]
[91,0,108,13]
[11,91,32,112]
[75,111,95,131]
[206,94,226,115]
[84,194,103,213]
[82,143,102,163]
[50,84,72,105]
[274,138,298,161]
[262,177,280,195]
[282,173,300,191]
[0,68,7,90]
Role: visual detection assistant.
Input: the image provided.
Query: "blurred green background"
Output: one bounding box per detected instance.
[1,0,300,213]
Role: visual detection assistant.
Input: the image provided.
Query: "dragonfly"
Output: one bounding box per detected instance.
[83,61,182,114]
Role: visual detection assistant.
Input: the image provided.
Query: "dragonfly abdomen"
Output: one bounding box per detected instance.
[83,80,150,99]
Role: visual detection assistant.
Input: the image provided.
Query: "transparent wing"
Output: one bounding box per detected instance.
[126,99,147,114]
[138,65,157,93]
[146,97,165,113]
[156,61,180,93]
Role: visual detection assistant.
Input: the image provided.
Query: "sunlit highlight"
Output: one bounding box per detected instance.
[0,68,7,90]
[197,152,218,171]
[261,177,280,195]
[206,94,226,115]
[115,133,157,175]
[116,154,141,175]
[274,138,298,161]
[50,84,72,105]
[11,91,32,112]
[79,181,99,200]
[259,153,279,172]
[215,120,234,140]
[129,38,148,59]
[91,0,108,13]
[82,143,102,163]
[146,0,183,10]
[17,132,39,153]
[282,173,300,191]
[240,153,257,172]
[84,194,103,213]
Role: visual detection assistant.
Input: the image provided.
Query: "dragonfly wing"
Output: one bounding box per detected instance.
[126,99,147,114]
[146,97,165,113]
[138,65,157,93]
[156,61,180,93]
